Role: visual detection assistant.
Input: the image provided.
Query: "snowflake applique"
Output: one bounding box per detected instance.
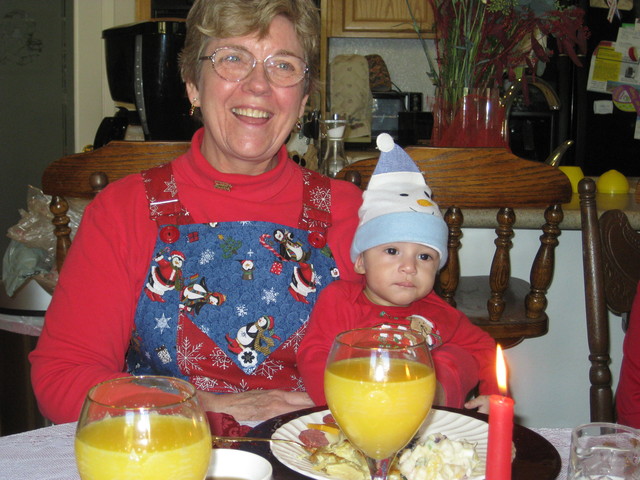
[192,376,219,391]
[254,358,285,380]
[281,326,306,352]
[290,374,305,392]
[236,304,249,317]
[217,379,251,393]
[199,248,215,265]
[246,248,255,258]
[210,348,233,370]
[309,185,331,211]
[240,221,252,226]
[262,287,279,304]
[199,324,210,335]
[164,175,179,197]
[177,337,206,374]
[154,313,171,334]
[148,197,161,217]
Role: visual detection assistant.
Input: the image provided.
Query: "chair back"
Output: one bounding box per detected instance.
[578,176,640,422]
[338,146,572,347]
[41,141,190,272]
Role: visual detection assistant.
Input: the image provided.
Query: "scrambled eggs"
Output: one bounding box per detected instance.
[304,431,482,480]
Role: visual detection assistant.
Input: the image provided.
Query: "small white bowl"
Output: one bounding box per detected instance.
[207,448,273,480]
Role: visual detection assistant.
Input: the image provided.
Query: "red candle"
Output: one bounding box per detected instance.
[486,345,514,480]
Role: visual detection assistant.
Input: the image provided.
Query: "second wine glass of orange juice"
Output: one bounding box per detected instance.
[324,327,436,480]
[74,376,211,480]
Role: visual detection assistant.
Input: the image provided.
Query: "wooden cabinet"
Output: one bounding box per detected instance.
[326,0,433,38]
[136,0,152,21]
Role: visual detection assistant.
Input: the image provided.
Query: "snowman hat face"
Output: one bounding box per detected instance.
[350,133,448,269]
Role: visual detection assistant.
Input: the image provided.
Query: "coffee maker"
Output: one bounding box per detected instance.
[94,19,198,148]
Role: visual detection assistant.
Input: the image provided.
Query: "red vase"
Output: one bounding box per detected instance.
[432,88,509,148]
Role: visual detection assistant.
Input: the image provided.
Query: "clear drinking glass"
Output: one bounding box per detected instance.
[320,113,347,178]
[324,327,436,480]
[75,376,212,480]
[567,422,640,479]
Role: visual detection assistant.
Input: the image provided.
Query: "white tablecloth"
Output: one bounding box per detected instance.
[0,422,571,480]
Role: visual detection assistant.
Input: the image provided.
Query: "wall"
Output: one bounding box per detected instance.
[74,0,135,152]
[0,0,74,261]
[71,7,623,429]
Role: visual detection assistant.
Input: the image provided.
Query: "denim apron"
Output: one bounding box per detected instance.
[127,163,339,392]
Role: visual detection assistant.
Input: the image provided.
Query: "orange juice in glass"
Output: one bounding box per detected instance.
[75,376,211,480]
[324,327,435,480]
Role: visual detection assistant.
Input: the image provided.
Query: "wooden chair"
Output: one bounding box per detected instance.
[578,176,640,422]
[337,146,572,347]
[41,141,190,272]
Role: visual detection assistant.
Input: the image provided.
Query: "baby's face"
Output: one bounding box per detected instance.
[355,242,440,307]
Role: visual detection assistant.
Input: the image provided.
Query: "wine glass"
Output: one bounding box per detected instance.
[324,327,436,480]
[75,376,212,480]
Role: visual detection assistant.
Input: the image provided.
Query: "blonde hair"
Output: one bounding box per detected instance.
[180,0,320,94]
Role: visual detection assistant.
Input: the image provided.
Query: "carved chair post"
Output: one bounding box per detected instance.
[439,206,463,307]
[526,204,564,319]
[488,207,515,321]
[578,178,614,422]
[49,195,72,273]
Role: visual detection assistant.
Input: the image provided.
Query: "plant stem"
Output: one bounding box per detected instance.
[405,0,440,86]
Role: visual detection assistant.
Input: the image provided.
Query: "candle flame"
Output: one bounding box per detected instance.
[496,344,508,395]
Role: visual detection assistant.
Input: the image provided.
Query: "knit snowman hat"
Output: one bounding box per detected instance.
[350,133,448,269]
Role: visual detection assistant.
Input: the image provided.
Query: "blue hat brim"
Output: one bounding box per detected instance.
[350,212,449,269]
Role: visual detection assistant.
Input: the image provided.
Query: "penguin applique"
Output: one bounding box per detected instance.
[239,259,255,280]
[260,229,318,304]
[225,315,280,360]
[179,277,226,316]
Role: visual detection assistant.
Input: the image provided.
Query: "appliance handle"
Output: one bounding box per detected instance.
[134,34,150,137]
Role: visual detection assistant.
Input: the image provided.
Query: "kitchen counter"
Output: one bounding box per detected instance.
[455,190,640,230]
[457,178,640,230]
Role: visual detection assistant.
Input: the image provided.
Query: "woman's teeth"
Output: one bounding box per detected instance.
[232,108,271,118]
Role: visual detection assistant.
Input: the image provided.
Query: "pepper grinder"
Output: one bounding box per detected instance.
[321,114,347,178]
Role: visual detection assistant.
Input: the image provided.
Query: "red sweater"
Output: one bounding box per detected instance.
[29,128,362,424]
[616,281,640,428]
[297,280,500,407]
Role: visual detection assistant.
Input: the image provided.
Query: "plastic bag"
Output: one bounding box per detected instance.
[7,186,86,257]
[3,186,88,295]
[2,240,54,296]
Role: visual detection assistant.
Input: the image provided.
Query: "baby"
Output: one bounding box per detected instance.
[297,134,499,413]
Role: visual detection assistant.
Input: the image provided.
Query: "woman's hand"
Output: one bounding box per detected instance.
[197,389,315,421]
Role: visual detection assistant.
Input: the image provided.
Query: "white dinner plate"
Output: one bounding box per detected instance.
[270,409,488,480]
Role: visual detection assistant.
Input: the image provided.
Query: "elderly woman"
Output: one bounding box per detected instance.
[30,0,362,427]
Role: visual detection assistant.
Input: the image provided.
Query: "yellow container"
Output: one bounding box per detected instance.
[559,166,584,194]
[596,169,629,194]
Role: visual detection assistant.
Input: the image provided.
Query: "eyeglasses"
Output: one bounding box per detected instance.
[199,47,308,88]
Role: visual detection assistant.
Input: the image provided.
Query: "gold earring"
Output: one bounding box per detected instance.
[295,118,302,131]
[189,98,198,117]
